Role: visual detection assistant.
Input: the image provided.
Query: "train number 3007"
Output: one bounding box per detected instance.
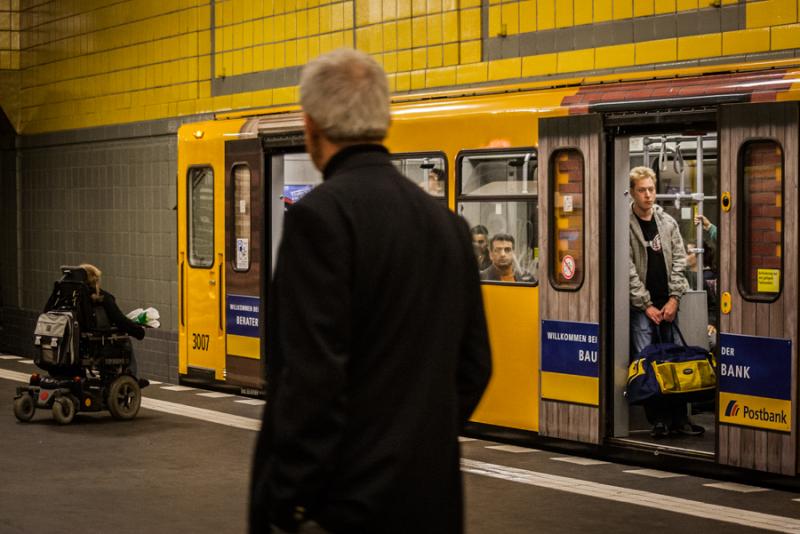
[192,333,210,351]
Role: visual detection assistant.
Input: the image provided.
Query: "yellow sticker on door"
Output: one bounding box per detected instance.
[756,269,780,293]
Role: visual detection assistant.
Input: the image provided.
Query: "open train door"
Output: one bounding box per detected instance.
[537,114,604,444]
[717,102,799,475]
[223,138,265,391]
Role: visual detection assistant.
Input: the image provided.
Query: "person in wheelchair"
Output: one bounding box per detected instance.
[79,263,147,381]
[15,264,148,424]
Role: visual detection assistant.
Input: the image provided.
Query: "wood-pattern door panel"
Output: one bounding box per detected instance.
[717,102,798,475]
[538,114,604,444]
[224,138,264,389]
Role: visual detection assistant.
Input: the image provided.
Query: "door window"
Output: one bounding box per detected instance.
[233,165,251,272]
[189,166,214,268]
[739,140,784,301]
[549,149,584,290]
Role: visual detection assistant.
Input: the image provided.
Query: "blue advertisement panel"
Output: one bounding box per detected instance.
[718,333,792,433]
[541,320,600,378]
[226,294,260,338]
[283,184,314,204]
[718,333,791,400]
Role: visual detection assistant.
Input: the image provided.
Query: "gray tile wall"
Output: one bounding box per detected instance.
[0,114,222,383]
[483,4,745,62]
[18,136,178,334]
[0,148,17,311]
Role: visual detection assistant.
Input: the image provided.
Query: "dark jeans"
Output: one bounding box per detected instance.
[630,308,678,355]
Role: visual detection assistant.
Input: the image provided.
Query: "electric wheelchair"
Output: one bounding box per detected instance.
[13,266,149,424]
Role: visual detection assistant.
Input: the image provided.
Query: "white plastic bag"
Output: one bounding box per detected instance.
[126,307,161,328]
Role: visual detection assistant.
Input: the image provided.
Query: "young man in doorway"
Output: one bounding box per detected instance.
[629,166,701,438]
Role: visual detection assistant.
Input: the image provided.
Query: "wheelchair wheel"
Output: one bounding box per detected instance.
[13,394,35,422]
[52,396,76,425]
[108,375,141,420]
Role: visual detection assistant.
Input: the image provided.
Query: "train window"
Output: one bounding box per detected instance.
[391,153,447,198]
[457,149,538,285]
[549,149,584,290]
[188,166,214,268]
[233,164,251,272]
[460,151,537,196]
[739,140,784,301]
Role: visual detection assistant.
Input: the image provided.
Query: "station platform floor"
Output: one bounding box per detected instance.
[2,353,800,534]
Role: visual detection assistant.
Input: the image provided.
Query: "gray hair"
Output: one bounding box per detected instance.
[299,48,390,143]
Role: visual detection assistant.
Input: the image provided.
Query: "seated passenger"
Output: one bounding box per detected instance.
[470,225,492,271]
[480,234,535,283]
[427,168,445,196]
[81,263,146,377]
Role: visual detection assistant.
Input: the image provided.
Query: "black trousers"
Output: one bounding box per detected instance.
[644,396,688,427]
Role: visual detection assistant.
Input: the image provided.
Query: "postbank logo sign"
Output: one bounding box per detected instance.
[719,393,790,432]
[718,333,791,433]
[723,400,740,417]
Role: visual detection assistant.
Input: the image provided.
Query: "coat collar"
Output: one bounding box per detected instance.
[322,144,391,180]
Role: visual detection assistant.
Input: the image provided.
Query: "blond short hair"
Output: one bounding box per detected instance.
[80,263,102,298]
[299,48,390,143]
[629,166,656,190]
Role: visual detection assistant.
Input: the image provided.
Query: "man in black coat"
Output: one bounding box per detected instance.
[249,48,492,534]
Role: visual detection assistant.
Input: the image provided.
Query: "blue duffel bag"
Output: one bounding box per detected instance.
[625,324,716,405]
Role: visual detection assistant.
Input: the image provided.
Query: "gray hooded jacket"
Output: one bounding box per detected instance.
[630,204,688,311]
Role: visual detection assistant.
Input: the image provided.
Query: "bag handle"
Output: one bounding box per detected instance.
[650,320,689,358]
[669,321,689,347]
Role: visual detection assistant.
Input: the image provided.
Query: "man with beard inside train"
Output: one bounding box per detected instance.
[480,233,535,283]
[249,48,492,534]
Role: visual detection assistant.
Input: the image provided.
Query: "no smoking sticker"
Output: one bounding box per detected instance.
[561,255,576,280]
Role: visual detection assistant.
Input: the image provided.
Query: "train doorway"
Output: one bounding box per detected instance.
[609,117,720,457]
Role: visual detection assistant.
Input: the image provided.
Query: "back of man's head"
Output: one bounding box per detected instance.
[300,48,390,143]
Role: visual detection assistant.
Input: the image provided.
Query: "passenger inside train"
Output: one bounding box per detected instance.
[480,234,536,283]
[628,166,704,439]
[470,225,492,271]
[684,241,719,346]
[427,167,445,196]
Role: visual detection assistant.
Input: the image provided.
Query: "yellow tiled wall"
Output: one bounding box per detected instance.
[215,0,354,77]
[1,0,799,135]
[0,0,19,69]
[0,0,20,121]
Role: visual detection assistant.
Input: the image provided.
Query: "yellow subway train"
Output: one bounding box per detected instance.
[178,57,800,476]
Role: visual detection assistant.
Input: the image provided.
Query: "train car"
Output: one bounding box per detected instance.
[177,57,800,477]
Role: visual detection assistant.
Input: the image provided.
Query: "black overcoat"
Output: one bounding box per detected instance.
[250,144,492,534]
